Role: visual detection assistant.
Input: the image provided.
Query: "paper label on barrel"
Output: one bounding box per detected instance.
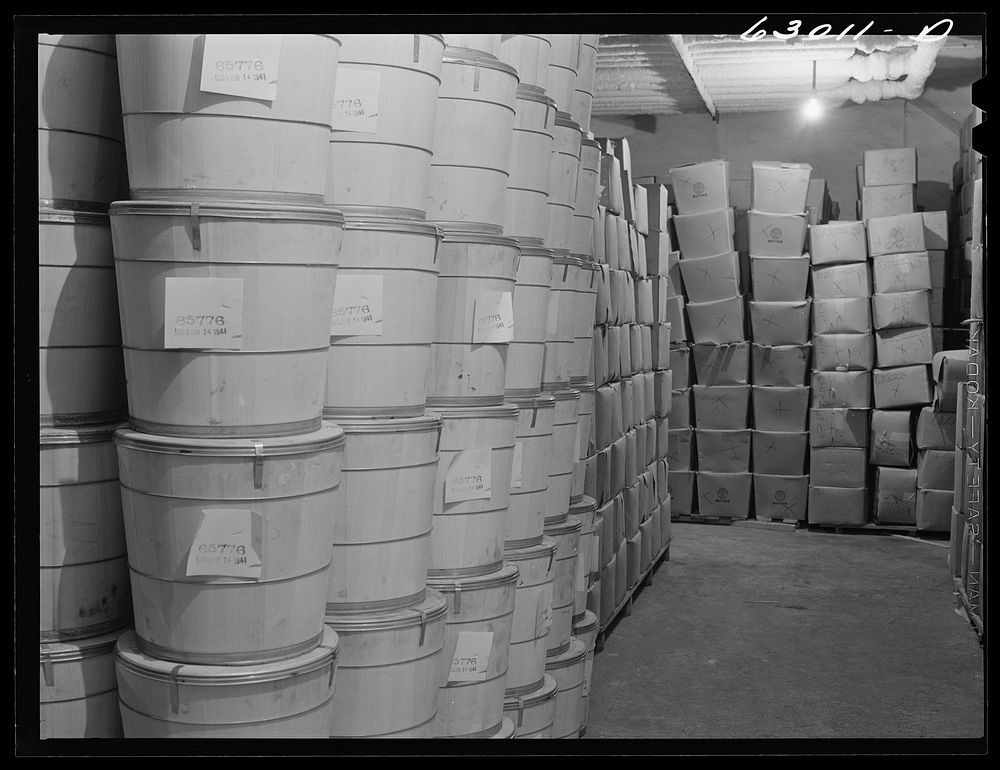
[583,651,595,696]
[331,66,381,134]
[330,274,383,336]
[186,509,262,578]
[535,583,554,635]
[511,440,524,489]
[444,448,493,503]
[163,277,244,349]
[473,291,514,343]
[448,631,493,682]
[200,35,281,101]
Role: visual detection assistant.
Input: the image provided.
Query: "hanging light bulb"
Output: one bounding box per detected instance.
[803,59,822,121]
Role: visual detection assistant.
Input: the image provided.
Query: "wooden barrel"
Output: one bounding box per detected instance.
[38,35,124,209]
[326,415,441,613]
[443,35,502,59]
[427,403,518,576]
[114,424,344,664]
[543,255,581,391]
[505,395,555,547]
[38,206,127,426]
[116,34,341,203]
[570,264,600,382]
[545,112,584,252]
[428,563,518,737]
[545,636,586,738]
[504,243,555,397]
[543,515,582,656]
[502,537,557,693]
[570,137,601,259]
[324,216,441,418]
[115,626,339,738]
[570,496,597,621]
[547,35,581,114]
[570,35,600,132]
[40,630,123,738]
[427,52,519,229]
[327,34,445,218]
[325,590,447,737]
[40,424,132,641]
[544,388,581,523]
[426,228,519,406]
[572,610,600,735]
[503,674,558,738]
[491,716,518,738]
[498,34,552,92]
[110,200,342,437]
[503,86,555,242]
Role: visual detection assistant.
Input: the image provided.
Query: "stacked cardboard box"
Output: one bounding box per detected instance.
[668,159,750,519]
[747,161,815,523]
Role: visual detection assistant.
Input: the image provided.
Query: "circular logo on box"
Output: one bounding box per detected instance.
[693,181,706,195]
[717,487,729,500]
[774,490,787,502]
[769,227,783,240]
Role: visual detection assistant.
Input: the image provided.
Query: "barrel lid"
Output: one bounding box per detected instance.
[505,393,556,410]
[427,561,519,593]
[553,255,583,270]
[571,379,597,392]
[337,205,433,225]
[38,204,110,226]
[545,512,583,538]
[503,673,559,709]
[544,636,587,669]
[490,716,517,739]
[572,609,600,636]
[502,535,558,562]
[581,136,600,149]
[427,403,520,420]
[548,387,582,402]
[329,414,442,435]
[40,628,123,663]
[442,51,520,79]
[109,199,345,225]
[550,248,572,260]
[113,423,345,456]
[554,111,583,132]
[430,223,519,249]
[324,589,448,632]
[569,495,598,515]
[40,421,123,446]
[114,627,338,683]
[515,84,556,109]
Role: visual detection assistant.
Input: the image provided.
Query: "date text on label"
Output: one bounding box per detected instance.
[186,509,263,578]
[445,447,493,504]
[200,35,282,101]
[331,274,383,336]
[331,66,381,134]
[473,291,514,344]
[164,277,244,350]
[448,631,494,682]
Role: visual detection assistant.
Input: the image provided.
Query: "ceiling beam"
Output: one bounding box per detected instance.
[668,35,716,120]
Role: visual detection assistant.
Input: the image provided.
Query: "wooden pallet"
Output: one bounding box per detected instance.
[807,522,925,538]
[955,577,985,644]
[671,514,747,526]
[595,541,670,653]
[733,518,801,532]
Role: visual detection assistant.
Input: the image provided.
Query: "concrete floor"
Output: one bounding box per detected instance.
[584,523,984,740]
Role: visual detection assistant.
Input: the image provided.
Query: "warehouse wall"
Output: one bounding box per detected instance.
[591,83,972,220]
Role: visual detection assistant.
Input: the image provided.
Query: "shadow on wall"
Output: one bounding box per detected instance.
[916,180,955,216]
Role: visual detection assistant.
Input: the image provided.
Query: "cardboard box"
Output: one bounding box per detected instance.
[593,327,609,387]
[927,250,946,288]
[630,324,644,374]
[748,211,808,257]
[875,325,934,368]
[811,370,872,408]
[917,449,955,490]
[729,178,752,211]
[810,446,868,487]
[631,373,646,427]
[665,295,688,343]
[669,160,731,216]
[811,262,872,299]
[932,349,970,413]
[750,256,810,301]
[808,485,869,526]
[812,297,872,335]
[618,537,631,595]
[753,474,809,521]
[915,489,951,531]
[594,265,612,325]
[634,278,654,324]
[636,420,649,467]
[624,482,640,539]
[621,378,635,431]
[874,466,918,525]
[652,416,668,459]
[753,430,809,475]
[673,207,736,258]
[691,341,750,386]
[644,413,657,461]
[642,184,671,233]
[600,153,624,215]
[595,383,624,450]
[921,211,949,250]
[633,184,649,235]
[871,252,932,294]
[751,161,813,215]
[696,472,752,518]
[669,343,689,387]
[692,385,750,430]
[861,184,915,219]
[751,343,810,386]
[617,217,633,273]
[867,213,926,256]
[751,386,810,432]
[594,205,607,264]
[812,333,875,371]
[642,371,656,423]
[666,427,693,471]
[640,325,653,373]
[872,290,931,330]
[855,164,865,198]
[806,178,827,210]
[651,323,672,371]
[619,332,633,378]
[644,230,671,276]
[584,452,598,501]
[667,470,695,515]
[596,447,612,506]
[915,406,956,450]
[678,251,741,302]
[929,288,943,327]
[686,296,746,345]
[864,147,917,186]
[630,225,643,277]
[695,429,751,473]
[610,435,627,498]
[809,408,869,448]
[869,408,915,466]
[873,365,933,409]
[625,429,639,484]
[809,221,867,266]
[606,324,621,380]
[671,388,692,428]
[749,300,812,346]
[667,258,683,298]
